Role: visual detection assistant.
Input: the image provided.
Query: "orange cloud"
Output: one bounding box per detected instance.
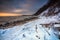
[0,12,22,16]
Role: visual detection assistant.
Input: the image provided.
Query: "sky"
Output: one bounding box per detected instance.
[0,0,48,16]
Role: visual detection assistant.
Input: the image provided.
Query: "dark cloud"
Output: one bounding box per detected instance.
[0,0,48,15]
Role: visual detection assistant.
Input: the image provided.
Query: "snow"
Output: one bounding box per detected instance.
[0,17,59,40]
[0,8,60,40]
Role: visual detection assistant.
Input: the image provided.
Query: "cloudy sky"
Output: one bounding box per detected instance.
[0,0,48,16]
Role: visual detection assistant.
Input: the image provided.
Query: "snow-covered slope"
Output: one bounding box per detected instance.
[0,16,59,40]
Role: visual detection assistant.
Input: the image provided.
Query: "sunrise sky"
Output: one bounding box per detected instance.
[0,0,48,16]
[0,12,22,16]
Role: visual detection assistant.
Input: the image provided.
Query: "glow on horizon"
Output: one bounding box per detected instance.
[0,12,22,16]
